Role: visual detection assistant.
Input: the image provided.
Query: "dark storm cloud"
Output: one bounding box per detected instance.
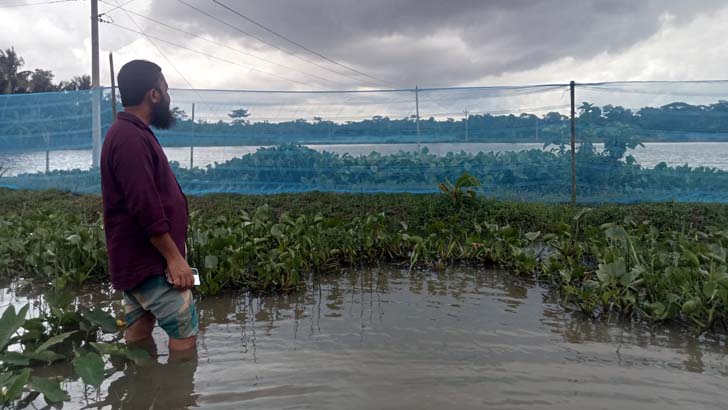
[146,0,726,87]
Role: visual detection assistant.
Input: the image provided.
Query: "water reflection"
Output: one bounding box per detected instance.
[4,267,728,409]
[89,355,199,409]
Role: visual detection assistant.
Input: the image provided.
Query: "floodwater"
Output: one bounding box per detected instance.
[2,268,728,409]
[3,142,728,176]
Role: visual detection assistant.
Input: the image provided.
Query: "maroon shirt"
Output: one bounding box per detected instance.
[100,111,188,291]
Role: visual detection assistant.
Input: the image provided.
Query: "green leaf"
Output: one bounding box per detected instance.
[80,309,118,333]
[543,233,558,241]
[704,281,718,299]
[90,342,127,357]
[524,231,541,241]
[124,348,151,365]
[73,352,105,387]
[573,208,592,222]
[0,352,30,367]
[204,255,219,269]
[34,331,76,354]
[604,225,627,242]
[23,350,65,364]
[19,318,45,343]
[596,258,626,284]
[682,249,701,268]
[649,302,666,318]
[29,377,69,403]
[65,234,81,244]
[682,298,700,315]
[3,368,30,402]
[0,304,28,352]
[270,224,285,238]
[46,291,74,309]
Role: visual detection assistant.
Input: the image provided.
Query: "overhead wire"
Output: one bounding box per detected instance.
[108,0,199,93]
[103,21,313,87]
[97,0,344,88]
[211,0,395,88]
[97,0,138,16]
[0,0,79,8]
[176,0,382,88]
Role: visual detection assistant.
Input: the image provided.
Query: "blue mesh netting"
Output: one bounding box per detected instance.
[1,81,727,203]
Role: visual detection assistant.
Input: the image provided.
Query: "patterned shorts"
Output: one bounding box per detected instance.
[123,274,199,339]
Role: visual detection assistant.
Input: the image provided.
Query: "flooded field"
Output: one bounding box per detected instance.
[2,267,727,409]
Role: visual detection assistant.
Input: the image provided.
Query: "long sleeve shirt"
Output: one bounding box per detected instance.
[100,111,188,291]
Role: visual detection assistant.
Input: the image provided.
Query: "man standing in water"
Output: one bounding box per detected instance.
[101,60,198,354]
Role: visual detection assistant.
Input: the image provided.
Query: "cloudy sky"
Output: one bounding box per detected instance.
[2,0,728,91]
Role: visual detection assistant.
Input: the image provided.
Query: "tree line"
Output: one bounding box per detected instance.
[0,47,91,94]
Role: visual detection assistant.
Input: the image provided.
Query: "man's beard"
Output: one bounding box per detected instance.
[150,97,175,130]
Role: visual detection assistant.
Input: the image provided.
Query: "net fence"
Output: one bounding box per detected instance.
[1,81,727,203]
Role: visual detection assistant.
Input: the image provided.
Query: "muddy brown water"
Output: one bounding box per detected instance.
[2,268,727,410]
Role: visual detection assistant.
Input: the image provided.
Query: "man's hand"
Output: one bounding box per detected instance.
[150,233,193,290]
[167,256,194,290]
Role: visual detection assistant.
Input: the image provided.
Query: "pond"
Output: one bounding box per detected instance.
[3,267,727,409]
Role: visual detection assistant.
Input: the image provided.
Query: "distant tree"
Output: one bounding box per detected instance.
[171,106,188,120]
[29,69,56,92]
[59,75,91,91]
[0,47,31,94]
[228,108,251,125]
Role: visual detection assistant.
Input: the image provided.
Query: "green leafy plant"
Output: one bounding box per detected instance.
[438,172,481,208]
[0,294,149,406]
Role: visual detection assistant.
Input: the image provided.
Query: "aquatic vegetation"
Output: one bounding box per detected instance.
[3,144,728,202]
[2,188,728,332]
[0,291,148,406]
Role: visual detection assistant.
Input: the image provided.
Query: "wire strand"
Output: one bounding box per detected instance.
[98,0,345,88]
[211,0,395,88]
[103,21,313,87]
[0,0,79,8]
[176,0,381,88]
[109,0,199,95]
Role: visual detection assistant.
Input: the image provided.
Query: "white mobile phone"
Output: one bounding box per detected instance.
[166,267,201,286]
[191,267,201,286]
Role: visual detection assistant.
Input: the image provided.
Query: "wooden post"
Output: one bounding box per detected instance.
[570,80,577,205]
[415,86,420,149]
[464,110,469,141]
[109,52,117,119]
[190,103,195,168]
[43,131,50,173]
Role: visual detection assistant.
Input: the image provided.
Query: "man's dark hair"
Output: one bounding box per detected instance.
[117,60,162,107]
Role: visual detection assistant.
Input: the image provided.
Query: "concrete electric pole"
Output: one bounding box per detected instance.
[91,0,102,168]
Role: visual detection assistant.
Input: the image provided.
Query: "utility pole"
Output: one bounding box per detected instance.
[190,103,195,168]
[109,52,117,119]
[570,80,576,206]
[415,85,420,149]
[91,0,102,168]
[464,110,469,142]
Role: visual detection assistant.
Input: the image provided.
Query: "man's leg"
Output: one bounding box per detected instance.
[169,335,196,352]
[127,275,199,356]
[125,312,155,343]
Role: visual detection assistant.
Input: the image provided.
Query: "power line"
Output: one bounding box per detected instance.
[103,21,312,87]
[0,0,79,8]
[176,0,381,88]
[211,0,396,88]
[97,0,344,88]
[98,0,138,16]
[109,0,198,92]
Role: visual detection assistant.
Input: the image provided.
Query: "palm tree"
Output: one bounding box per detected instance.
[0,47,31,94]
[59,75,91,91]
[228,108,251,126]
